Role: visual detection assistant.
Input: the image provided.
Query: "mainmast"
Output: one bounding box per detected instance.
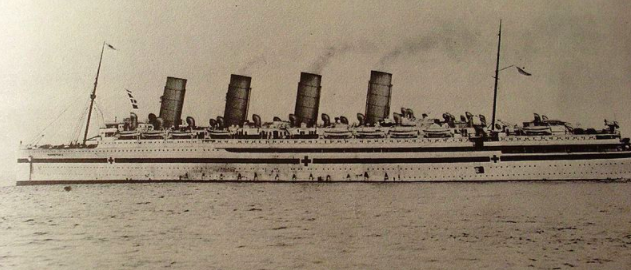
[82,42,106,146]
[491,20,502,131]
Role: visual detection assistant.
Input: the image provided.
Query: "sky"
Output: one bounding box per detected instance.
[1,0,630,185]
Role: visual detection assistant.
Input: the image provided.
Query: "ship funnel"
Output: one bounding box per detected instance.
[159,77,187,129]
[223,74,252,127]
[365,70,393,126]
[294,72,322,127]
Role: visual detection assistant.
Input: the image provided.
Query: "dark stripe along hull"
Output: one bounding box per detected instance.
[16,178,627,186]
[17,152,631,164]
[16,141,631,183]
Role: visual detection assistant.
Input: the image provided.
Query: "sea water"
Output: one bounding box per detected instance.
[1,182,630,269]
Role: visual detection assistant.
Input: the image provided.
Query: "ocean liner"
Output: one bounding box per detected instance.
[16,25,631,185]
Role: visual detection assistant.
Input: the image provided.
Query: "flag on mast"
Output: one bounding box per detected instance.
[516,66,532,76]
[126,89,139,109]
[106,43,117,50]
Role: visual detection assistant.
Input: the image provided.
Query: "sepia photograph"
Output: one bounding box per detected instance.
[1,0,630,269]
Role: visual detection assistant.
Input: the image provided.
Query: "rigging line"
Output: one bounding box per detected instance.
[71,99,91,143]
[71,102,91,143]
[94,101,106,128]
[28,95,89,145]
[70,102,87,139]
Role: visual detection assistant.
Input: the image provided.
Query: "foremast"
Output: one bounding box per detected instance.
[491,20,502,131]
[82,42,110,146]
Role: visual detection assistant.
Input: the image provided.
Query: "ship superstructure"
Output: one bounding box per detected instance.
[16,25,631,185]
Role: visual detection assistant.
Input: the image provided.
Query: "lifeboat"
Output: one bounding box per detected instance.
[118,131,140,140]
[208,130,233,139]
[389,127,420,138]
[523,125,552,135]
[423,124,452,138]
[324,127,353,139]
[171,131,196,139]
[355,127,386,138]
[141,130,166,139]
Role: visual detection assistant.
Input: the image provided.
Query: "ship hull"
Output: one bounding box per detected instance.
[16,138,631,185]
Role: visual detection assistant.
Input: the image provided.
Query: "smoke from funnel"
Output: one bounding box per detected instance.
[376,24,477,68]
[307,45,353,73]
[237,55,267,75]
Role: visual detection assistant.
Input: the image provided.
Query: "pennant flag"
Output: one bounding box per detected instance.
[106,43,117,50]
[126,89,139,109]
[516,66,532,76]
